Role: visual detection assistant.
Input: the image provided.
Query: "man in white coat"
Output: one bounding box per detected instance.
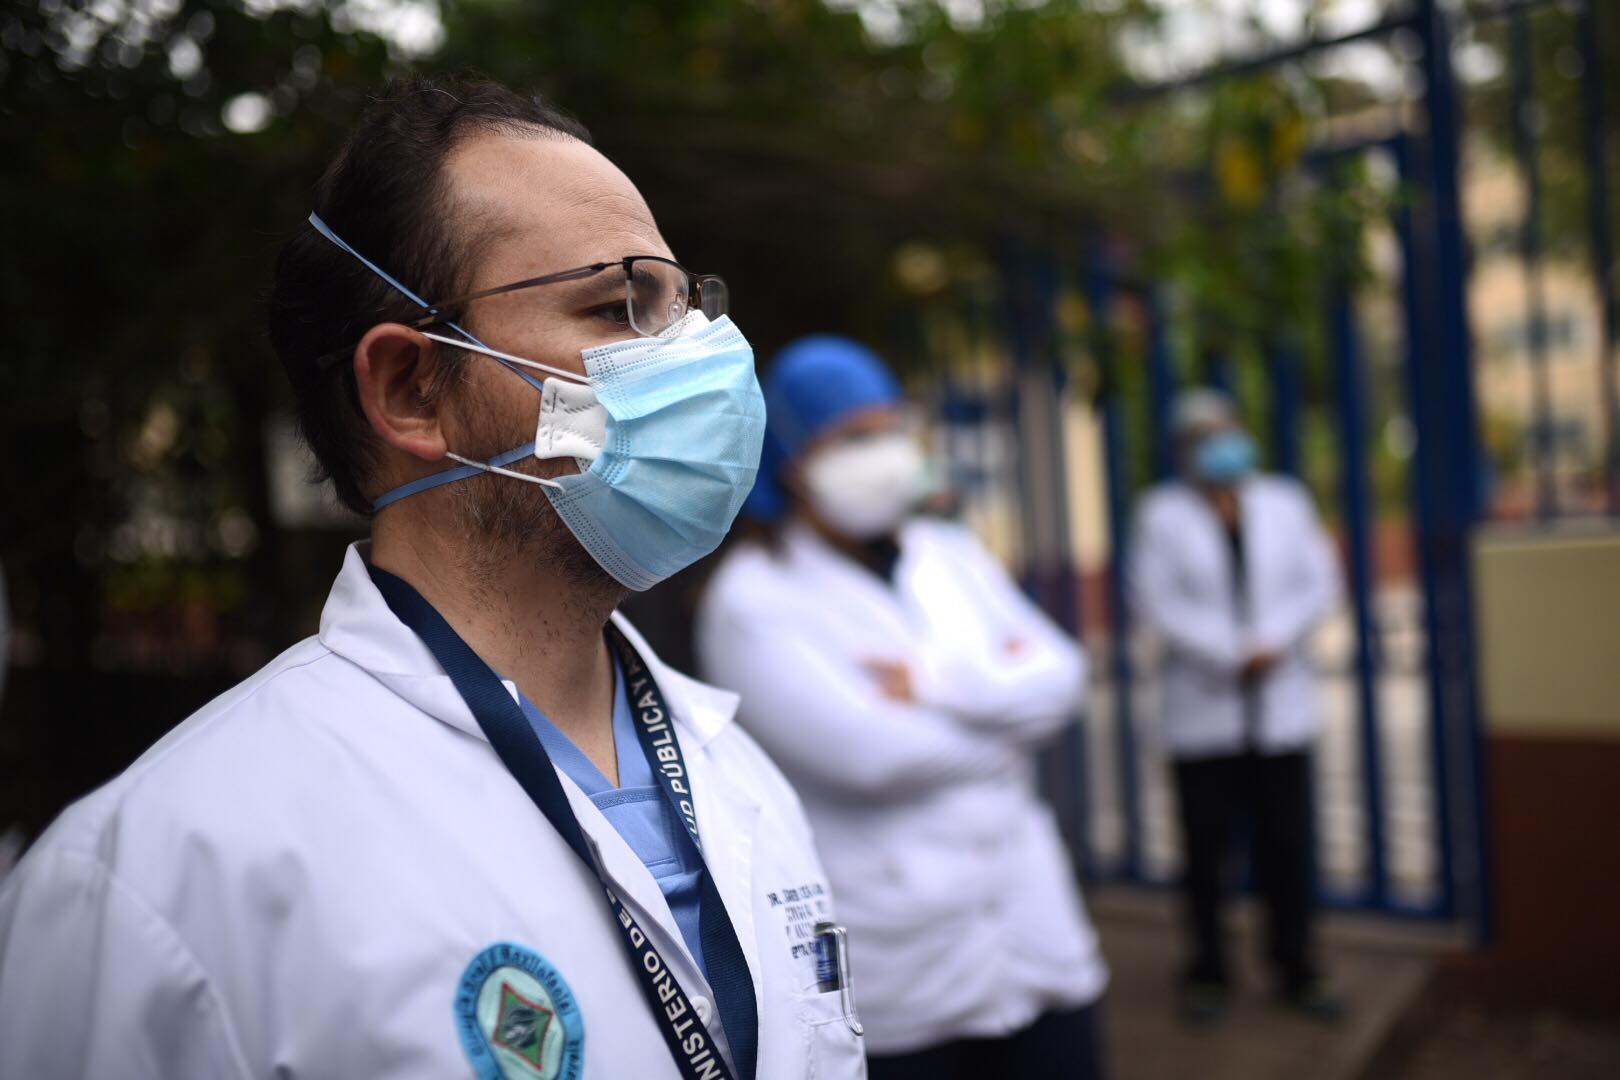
[1129,388,1343,1025]
[0,76,865,1080]
[696,336,1108,1079]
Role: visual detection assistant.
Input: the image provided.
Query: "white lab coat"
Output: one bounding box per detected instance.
[0,544,865,1080]
[1129,475,1343,760]
[695,519,1108,1057]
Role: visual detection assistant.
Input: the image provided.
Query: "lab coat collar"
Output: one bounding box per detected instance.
[782,520,897,597]
[608,611,740,752]
[317,542,740,750]
[561,770,741,1071]
[690,744,766,1009]
[320,543,748,1063]
[318,543,487,742]
[779,520,918,638]
[1167,477,1263,550]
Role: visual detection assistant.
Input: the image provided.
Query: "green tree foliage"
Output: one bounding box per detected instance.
[1462,0,1620,260]
[0,0,1452,677]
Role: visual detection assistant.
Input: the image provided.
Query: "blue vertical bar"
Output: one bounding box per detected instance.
[937,337,966,502]
[1204,349,1234,395]
[1392,134,1454,920]
[1418,0,1485,522]
[1510,6,1558,518]
[1146,286,1178,481]
[1029,251,1080,635]
[1086,250,1144,882]
[999,245,1041,591]
[1267,341,1303,477]
[1034,253,1089,877]
[1001,246,1092,875]
[970,289,1008,519]
[1418,0,1493,940]
[1328,284,1389,909]
[1577,0,1620,513]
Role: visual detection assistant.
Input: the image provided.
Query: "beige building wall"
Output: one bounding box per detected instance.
[1474,526,1620,736]
[1464,147,1612,504]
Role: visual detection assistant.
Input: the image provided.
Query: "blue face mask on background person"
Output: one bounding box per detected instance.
[309,214,765,591]
[1192,430,1257,486]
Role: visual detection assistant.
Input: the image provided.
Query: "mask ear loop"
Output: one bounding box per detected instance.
[307,213,576,506]
[420,332,591,387]
[306,213,558,391]
[409,334,584,493]
[443,452,563,489]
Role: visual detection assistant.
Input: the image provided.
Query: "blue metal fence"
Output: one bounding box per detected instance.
[943,0,1615,935]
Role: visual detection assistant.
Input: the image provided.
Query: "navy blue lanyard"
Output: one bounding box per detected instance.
[368,567,757,1080]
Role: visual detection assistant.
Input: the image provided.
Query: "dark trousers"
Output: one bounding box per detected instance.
[1173,751,1316,992]
[865,1003,1106,1080]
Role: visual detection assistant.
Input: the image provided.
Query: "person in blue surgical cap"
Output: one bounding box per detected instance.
[696,336,1109,1079]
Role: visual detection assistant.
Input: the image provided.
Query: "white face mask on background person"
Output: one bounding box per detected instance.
[800,430,926,540]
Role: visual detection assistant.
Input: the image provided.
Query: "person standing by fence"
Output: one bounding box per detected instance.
[1130,388,1345,1026]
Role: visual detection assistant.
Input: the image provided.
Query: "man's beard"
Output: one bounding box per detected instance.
[447,423,622,601]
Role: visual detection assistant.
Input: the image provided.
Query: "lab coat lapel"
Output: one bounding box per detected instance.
[628,622,766,1001]
[322,543,738,1022]
[319,543,489,742]
[1237,478,1266,611]
[687,739,765,1001]
[1174,483,1239,606]
[559,776,706,981]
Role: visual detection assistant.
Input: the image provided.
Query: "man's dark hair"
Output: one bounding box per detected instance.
[268,75,591,514]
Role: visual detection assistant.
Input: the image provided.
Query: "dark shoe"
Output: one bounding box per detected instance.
[1179,980,1230,1027]
[1279,981,1345,1024]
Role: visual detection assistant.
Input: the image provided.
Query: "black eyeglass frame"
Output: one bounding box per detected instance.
[314,255,726,372]
[408,254,725,332]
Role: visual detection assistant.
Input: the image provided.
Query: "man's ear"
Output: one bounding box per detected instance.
[353,323,449,463]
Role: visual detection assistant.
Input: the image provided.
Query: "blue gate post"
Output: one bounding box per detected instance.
[1327,284,1390,909]
[1000,246,1092,872]
[1267,341,1304,477]
[1577,0,1620,513]
[1001,250,1043,601]
[1391,135,1452,919]
[1085,248,1144,882]
[1204,349,1235,395]
[1146,286,1178,481]
[1413,0,1493,936]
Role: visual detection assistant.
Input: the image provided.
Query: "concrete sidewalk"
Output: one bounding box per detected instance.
[1089,885,1456,1080]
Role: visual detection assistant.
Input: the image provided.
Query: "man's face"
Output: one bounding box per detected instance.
[431,132,672,574]
[1179,417,1238,473]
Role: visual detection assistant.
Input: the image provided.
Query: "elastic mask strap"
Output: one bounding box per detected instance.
[420,332,589,388]
[306,212,541,388]
[371,442,559,512]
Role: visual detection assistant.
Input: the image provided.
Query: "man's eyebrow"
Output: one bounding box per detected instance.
[552,271,623,299]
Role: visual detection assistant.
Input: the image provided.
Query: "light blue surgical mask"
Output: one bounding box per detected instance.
[308,213,765,591]
[1192,430,1257,486]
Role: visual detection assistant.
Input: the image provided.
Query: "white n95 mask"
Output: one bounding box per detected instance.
[534,375,609,473]
[801,430,925,540]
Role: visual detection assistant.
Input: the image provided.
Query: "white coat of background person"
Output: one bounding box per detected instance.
[696,337,1109,1080]
[0,77,865,1080]
[1128,387,1344,1025]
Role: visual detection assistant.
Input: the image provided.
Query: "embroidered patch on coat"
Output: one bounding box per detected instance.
[455,943,584,1080]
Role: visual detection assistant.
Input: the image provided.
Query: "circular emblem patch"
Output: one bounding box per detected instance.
[455,943,584,1080]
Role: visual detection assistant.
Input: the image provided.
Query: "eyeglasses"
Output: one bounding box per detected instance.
[411,255,727,338]
[315,255,728,372]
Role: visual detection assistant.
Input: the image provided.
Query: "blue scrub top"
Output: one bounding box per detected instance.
[515,654,709,979]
